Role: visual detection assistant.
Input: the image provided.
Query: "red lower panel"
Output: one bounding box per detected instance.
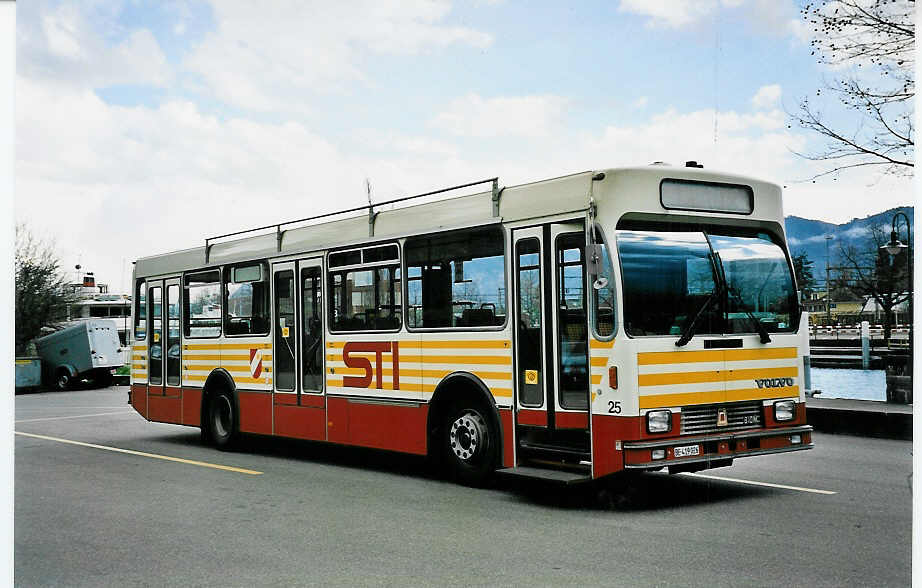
[555,412,588,429]
[274,393,298,406]
[238,391,272,435]
[591,414,642,478]
[148,385,163,397]
[181,388,202,426]
[274,405,325,441]
[517,409,547,427]
[148,395,181,424]
[763,402,807,428]
[499,408,514,468]
[300,394,325,408]
[325,397,428,455]
[327,397,350,444]
[131,385,148,419]
[349,401,428,455]
[165,386,182,399]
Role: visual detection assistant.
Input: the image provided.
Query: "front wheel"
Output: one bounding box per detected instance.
[207,390,238,450]
[443,402,498,486]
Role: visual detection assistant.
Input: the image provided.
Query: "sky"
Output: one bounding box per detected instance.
[13,0,915,294]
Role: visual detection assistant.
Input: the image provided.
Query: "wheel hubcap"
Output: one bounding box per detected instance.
[449,410,487,462]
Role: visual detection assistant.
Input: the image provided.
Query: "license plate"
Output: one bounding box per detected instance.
[673,444,700,458]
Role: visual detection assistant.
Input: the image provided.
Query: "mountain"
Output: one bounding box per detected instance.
[784,206,914,284]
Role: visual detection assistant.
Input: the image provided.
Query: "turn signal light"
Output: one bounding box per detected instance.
[609,366,618,389]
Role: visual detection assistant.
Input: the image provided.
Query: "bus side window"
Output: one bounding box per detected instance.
[134,280,147,341]
[224,262,270,336]
[405,225,506,329]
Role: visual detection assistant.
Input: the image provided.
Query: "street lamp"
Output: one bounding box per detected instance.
[880,211,912,381]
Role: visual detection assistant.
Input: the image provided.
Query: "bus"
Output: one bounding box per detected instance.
[129,163,813,486]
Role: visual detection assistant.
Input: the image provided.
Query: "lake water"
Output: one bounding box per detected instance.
[809,368,886,401]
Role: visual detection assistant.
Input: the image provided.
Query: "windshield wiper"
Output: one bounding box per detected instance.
[675,285,722,347]
[726,285,772,344]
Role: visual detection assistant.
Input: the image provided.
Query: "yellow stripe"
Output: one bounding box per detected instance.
[327,353,512,365]
[326,340,510,350]
[639,385,799,409]
[182,342,272,350]
[638,347,798,365]
[590,339,615,349]
[184,354,222,361]
[331,367,511,380]
[15,431,262,475]
[726,386,799,402]
[590,356,608,367]
[591,374,602,385]
[326,380,513,398]
[637,365,800,387]
[725,347,798,362]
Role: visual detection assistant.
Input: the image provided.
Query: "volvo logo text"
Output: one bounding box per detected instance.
[755,377,794,389]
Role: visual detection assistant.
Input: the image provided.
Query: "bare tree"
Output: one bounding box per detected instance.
[791,0,914,177]
[15,224,76,354]
[835,224,910,339]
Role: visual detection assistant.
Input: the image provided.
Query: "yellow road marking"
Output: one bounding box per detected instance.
[15,431,263,475]
[681,472,836,495]
[15,411,134,423]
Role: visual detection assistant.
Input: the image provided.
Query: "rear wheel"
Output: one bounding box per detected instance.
[54,369,72,392]
[443,402,498,486]
[207,390,238,449]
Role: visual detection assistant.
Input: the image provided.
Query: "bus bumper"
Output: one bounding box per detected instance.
[621,425,813,472]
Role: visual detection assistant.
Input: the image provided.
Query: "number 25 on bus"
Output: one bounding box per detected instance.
[129,162,813,487]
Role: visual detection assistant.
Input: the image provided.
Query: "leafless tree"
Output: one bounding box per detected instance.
[835,223,910,339]
[791,0,914,178]
[15,224,76,354]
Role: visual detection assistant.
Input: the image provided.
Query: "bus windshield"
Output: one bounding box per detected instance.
[617,229,796,338]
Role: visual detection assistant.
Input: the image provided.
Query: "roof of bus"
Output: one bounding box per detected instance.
[134,164,783,278]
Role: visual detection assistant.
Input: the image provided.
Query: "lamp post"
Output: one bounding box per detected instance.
[825,235,833,325]
[880,212,912,383]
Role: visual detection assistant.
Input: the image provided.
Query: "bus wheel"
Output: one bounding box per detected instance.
[207,390,238,450]
[443,402,496,486]
[54,369,72,392]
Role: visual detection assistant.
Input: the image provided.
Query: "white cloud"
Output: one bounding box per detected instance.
[181,0,492,113]
[632,96,648,109]
[751,84,781,109]
[18,2,171,89]
[431,93,568,138]
[618,0,799,37]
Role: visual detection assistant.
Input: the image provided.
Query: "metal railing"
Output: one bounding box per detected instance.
[204,177,500,263]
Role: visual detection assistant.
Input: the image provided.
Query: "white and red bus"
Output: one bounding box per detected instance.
[130,163,813,485]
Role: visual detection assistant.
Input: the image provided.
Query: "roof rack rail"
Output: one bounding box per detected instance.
[204,177,499,263]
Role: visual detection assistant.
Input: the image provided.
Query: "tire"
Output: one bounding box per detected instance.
[443,401,498,486]
[94,370,113,388]
[207,390,239,450]
[54,369,72,392]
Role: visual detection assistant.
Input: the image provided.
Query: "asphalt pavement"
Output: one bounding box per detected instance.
[15,386,912,586]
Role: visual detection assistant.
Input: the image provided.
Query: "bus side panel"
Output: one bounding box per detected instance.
[149,394,181,424]
[181,388,202,426]
[591,415,641,479]
[274,404,325,441]
[238,391,273,435]
[498,407,514,468]
[326,397,428,455]
[131,384,148,419]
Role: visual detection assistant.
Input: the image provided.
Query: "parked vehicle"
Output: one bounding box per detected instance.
[14,357,42,392]
[35,319,125,390]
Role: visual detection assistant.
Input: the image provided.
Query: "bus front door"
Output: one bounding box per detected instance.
[513,223,590,461]
[271,258,326,441]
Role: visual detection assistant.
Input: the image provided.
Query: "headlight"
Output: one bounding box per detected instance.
[646,410,672,433]
[774,400,795,422]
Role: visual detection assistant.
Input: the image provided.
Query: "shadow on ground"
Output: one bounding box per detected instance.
[149,429,772,512]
